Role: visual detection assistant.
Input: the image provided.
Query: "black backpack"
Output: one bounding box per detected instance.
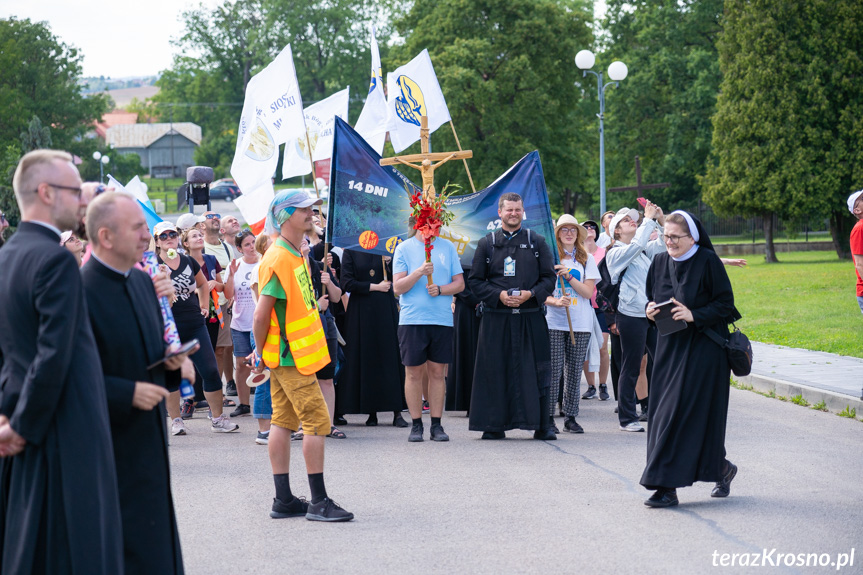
[595,247,626,313]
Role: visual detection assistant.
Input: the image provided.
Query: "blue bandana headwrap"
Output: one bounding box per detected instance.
[265,190,302,235]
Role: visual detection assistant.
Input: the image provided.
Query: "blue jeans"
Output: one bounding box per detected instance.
[248,331,272,418]
[858,296,863,314]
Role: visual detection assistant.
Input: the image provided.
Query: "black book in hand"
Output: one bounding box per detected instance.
[651,300,688,336]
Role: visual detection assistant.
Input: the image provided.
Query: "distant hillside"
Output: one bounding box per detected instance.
[81,76,158,94]
[106,86,161,109]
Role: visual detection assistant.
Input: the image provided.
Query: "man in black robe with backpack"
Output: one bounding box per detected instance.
[467,193,557,440]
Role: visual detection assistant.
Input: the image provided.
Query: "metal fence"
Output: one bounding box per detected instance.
[585,202,831,242]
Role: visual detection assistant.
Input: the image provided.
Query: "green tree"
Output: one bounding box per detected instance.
[702,0,863,261]
[0,17,111,150]
[388,0,595,210]
[600,0,723,211]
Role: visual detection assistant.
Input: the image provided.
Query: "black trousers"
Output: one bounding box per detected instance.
[610,330,622,401]
[616,313,656,425]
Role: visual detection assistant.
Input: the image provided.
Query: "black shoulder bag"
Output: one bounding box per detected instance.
[668,257,753,377]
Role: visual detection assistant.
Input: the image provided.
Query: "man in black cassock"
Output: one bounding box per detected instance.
[468,192,557,440]
[0,150,124,574]
[82,192,193,573]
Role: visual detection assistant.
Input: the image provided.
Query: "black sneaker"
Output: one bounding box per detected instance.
[582,385,597,400]
[644,488,678,508]
[564,417,584,434]
[481,431,505,440]
[408,422,424,442]
[549,416,560,434]
[231,403,251,417]
[430,423,449,442]
[225,380,238,396]
[334,415,347,426]
[598,384,610,401]
[180,398,195,420]
[422,400,430,414]
[270,496,309,518]
[306,497,354,522]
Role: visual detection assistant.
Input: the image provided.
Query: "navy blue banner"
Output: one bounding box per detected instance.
[329,118,557,266]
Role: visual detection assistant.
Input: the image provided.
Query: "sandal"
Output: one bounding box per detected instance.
[291,429,304,441]
[223,397,236,407]
[327,426,346,439]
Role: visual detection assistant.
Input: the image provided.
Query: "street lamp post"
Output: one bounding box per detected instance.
[92,151,110,183]
[575,50,628,217]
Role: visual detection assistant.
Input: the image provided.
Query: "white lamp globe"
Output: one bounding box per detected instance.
[92,151,102,161]
[101,155,110,165]
[608,61,628,81]
[575,50,595,70]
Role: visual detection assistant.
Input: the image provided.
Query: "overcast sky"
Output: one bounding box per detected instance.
[2,0,220,78]
[3,0,607,79]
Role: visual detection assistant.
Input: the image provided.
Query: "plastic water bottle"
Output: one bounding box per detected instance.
[179,378,195,399]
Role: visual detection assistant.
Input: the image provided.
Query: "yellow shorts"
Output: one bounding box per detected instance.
[269,365,330,436]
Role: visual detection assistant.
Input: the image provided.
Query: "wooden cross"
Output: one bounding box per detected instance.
[607,156,670,199]
[379,116,472,199]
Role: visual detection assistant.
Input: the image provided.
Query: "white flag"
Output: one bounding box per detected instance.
[282,87,350,180]
[354,26,392,154]
[231,44,305,194]
[386,49,451,153]
[233,180,275,234]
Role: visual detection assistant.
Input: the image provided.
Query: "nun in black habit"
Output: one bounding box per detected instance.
[336,249,406,425]
[445,272,481,412]
[641,211,740,508]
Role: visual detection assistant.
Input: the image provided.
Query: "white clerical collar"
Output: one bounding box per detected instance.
[671,244,699,262]
[28,220,62,239]
[92,253,133,278]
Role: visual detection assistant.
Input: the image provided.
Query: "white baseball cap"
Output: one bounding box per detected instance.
[608,207,640,238]
[176,213,206,230]
[847,190,863,215]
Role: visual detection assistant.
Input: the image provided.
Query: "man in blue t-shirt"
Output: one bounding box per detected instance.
[393,233,464,442]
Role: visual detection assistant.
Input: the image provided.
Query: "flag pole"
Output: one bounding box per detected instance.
[306,129,319,199]
[449,120,476,193]
[559,275,576,345]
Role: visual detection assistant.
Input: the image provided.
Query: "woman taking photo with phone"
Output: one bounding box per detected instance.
[604,202,667,432]
[641,211,740,508]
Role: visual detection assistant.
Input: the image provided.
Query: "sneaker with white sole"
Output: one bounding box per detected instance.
[211,415,239,433]
[171,417,186,436]
[619,422,645,432]
[255,430,270,445]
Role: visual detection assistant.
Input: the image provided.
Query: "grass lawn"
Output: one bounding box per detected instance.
[726,251,862,357]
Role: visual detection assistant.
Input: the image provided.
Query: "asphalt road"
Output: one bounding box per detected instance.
[170,383,863,575]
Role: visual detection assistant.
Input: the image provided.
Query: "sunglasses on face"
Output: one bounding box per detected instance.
[205,214,221,220]
[158,231,179,241]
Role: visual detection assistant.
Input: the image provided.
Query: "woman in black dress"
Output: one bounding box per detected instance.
[641,211,740,507]
[336,249,406,426]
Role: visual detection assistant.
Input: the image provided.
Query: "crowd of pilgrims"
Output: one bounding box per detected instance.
[58,195,741,510]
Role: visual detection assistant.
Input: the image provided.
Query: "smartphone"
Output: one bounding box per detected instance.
[507,288,521,296]
[637,197,648,207]
[147,338,200,369]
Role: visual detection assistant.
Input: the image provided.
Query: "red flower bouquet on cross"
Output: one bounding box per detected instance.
[409,183,458,284]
